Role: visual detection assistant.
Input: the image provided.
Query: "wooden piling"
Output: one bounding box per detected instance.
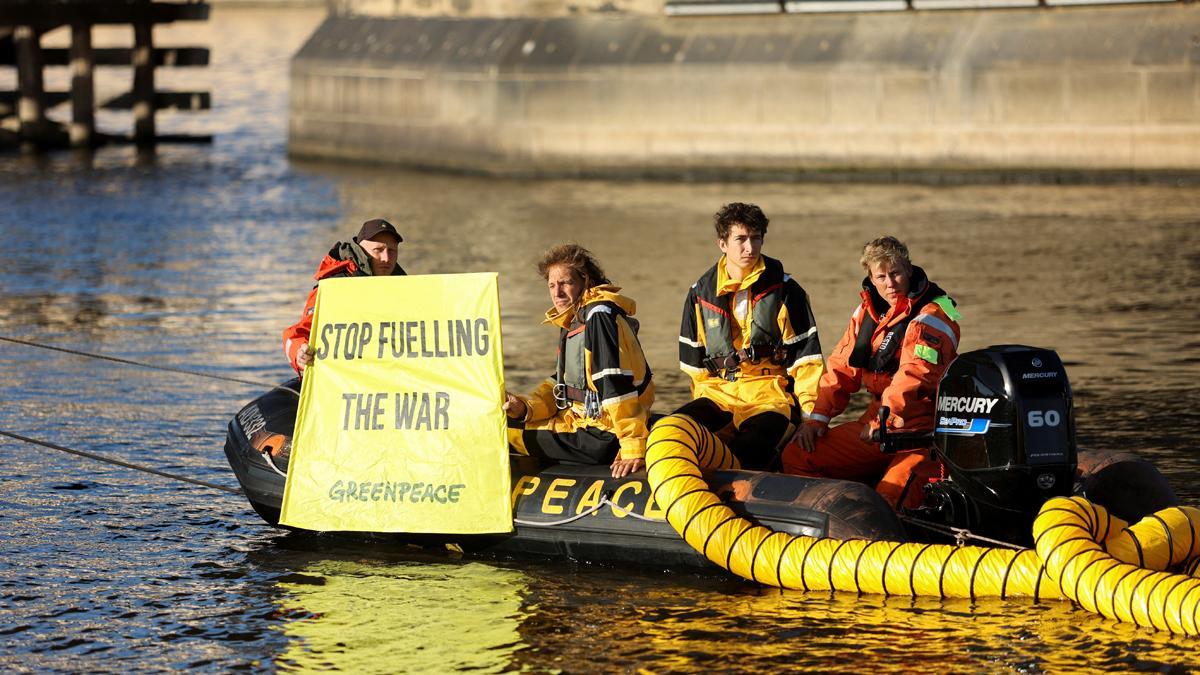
[14,26,46,144]
[132,21,155,146]
[69,23,95,148]
[2,1,210,151]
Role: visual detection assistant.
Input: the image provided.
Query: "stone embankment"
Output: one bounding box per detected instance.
[289,4,1200,178]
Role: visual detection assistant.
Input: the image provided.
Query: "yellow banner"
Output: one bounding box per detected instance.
[279,273,512,534]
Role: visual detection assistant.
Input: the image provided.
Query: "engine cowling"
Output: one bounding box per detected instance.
[919,345,1078,544]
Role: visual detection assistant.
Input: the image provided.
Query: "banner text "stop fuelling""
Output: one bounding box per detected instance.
[314,318,491,361]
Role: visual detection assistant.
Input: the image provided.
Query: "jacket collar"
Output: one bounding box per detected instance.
[860,265,930,322]
[316,240,406,280]
[715,255,766,296]
[543,284,634,329]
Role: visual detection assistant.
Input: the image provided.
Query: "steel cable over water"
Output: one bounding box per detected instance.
[0,335,281,495]
[0,429,242,495]
[645,414,1200,634]
[0,335,300,396]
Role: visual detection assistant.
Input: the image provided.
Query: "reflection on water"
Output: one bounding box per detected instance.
[246,545,1200,672]
[0,6,1199,672]
[274,558,527,672]
[629,589,1190,672]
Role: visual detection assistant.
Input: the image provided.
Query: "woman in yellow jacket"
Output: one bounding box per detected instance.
[503,244,655,479]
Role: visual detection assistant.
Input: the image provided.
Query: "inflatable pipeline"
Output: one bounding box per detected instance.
[645,413,1200,635]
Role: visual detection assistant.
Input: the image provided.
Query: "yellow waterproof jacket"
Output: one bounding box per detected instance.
[679,255,824,419]
[519,286,655,460]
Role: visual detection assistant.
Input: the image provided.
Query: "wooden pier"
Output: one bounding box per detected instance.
[0,0,211,150]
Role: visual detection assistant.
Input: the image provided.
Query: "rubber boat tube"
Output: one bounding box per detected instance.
[646,414,1200,633]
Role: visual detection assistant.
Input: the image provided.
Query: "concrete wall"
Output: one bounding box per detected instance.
[289,5,1200,177]
[327,0,663,19]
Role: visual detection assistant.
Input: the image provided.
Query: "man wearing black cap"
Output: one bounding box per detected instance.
[282,218,406,375]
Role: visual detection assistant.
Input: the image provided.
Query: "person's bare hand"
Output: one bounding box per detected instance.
[296,343,312,373]
[794,424,825,453]
[502,391,527,420]
[610,457,644,479]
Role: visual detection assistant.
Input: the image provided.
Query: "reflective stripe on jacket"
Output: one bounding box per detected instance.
[678,255,824,415]
[808,266,960,434]
[520,285,655,460]
[281,240,407,374]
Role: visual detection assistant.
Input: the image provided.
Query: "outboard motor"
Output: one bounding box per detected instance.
[913,345,1077,545]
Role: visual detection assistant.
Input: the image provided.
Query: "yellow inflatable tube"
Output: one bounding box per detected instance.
[1097,501,1200,571]
[646,414,1200,634]
[647,415,1055,599]
[1034,497,1200,635]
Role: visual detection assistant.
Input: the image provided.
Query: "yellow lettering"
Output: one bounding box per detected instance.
[576,479,605,516]
[611,481,642,519]
[541,478,576,515]
[511,475,540,509]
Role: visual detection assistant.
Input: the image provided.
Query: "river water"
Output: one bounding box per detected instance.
[2,6,1199,672]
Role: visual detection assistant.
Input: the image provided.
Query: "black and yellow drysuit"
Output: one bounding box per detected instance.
[677,254,823,468]
[508,285,655,465]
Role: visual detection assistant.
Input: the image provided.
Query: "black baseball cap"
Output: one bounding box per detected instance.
[354,218,403,243]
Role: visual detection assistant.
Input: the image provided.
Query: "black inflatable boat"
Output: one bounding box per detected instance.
[224,346,1178,569]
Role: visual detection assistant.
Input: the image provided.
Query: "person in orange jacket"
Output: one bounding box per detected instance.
[282,218,406,375]
[677,203,824,470]
[503,244,655,479]
[782,236,961,510]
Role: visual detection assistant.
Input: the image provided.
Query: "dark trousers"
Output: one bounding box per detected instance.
[673,398,793,471]
[507,418,620,465]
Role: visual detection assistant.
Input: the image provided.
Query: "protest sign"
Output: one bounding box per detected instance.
[280,273,511,534]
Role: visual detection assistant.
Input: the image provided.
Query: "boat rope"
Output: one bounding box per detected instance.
[0,428,242,495]
[260,450,289,478]
[0,335,300,396]
[513,504,605,527]
[900,514,1028,550]
[513,493,663,527]
[603,496,663,522]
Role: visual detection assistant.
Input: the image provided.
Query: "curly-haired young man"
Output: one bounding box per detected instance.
[676,203,824,470]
